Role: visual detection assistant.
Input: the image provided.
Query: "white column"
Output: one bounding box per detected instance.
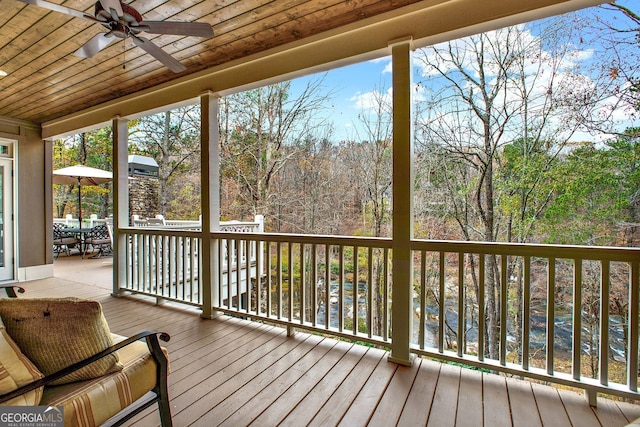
[389,38,415,366]
[201,91,221,319]
[112,116,129,296]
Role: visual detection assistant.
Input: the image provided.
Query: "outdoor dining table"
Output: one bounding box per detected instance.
[64,227,92,257]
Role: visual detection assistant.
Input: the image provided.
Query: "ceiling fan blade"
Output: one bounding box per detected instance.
[16,0,96,21]
[74,33,116,58]
[99,0,123,19]
[130,35,186,73]
[137,21,214,38]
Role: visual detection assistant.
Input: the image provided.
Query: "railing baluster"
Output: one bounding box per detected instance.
[236,238,241,310]
[137,233,144,291]
[420,251,426,350]
[629,261,639,392]
[439,251,445,353]
[367,247,374,339]
[479,253,485,362]
[600,260,609,386]
[353,246,359,335]
[500,255,508,366]
[162,235,169,297]
[266,240,273,317]
[383,248,389,342]
[300,243,306,325]
[311,244,317,326]
[255,238,262,315]
[181,235,187,300]
[288,242,293,321]
[339,245,345,332]
[573,258,583,381]
[325,244,330,330]
[277,242,282,319]
[141,234,147,292]
[547,257,556,376]
[458,252,465,358]
[522,255,531,370]
[170,236,177,299]
[218,238,224,309]
[245,238,251,314]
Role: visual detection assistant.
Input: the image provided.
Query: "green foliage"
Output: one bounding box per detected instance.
[497,137,559,242]
[542,131,639,245]
[343,316,369,334]
[53,127,115,219]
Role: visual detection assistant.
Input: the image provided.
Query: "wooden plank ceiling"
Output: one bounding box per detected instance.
[0,0,424,125]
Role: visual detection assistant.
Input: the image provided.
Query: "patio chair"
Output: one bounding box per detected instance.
[53,223,80,258]
[84,224,112,258]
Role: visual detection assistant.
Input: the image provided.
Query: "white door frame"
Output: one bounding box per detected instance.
[0,139,15,282]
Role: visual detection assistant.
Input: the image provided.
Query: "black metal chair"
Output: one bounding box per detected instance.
[53,223,80,258]
[84,224,112,258]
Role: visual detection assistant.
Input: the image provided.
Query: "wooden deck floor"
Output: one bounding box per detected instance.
[21,260,640,426]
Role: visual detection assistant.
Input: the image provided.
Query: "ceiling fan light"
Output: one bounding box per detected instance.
[0,70,7,77]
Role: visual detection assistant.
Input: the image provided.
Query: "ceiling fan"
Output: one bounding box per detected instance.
[17,0,214,72]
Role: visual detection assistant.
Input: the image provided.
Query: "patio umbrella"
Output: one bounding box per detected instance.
[53,165,112,226]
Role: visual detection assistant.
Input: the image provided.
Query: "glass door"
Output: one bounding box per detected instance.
[0,157,13,281]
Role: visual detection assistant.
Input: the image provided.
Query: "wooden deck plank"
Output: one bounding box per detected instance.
[184,334,325,425]
[368,358,422,425]
[482,372,511,427]
[558,389,600,427]
[171,334,319,426]
[337,349,398,427]
[508,378,542,427]
[217,338,338,426]
[454,366,484,427]
[397,359,441,426]
[426,362,461,427]
[252,341,354,426]
[279,343,369,426]
[618,400,640,423]
[594,396,634,427]
[530,382,572,426]
[24,271,640,427]
[307,347,387,427]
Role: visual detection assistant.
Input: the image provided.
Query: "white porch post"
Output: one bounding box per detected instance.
[201,91,221,319]
[389,38,415,366]
[112,116,129,296]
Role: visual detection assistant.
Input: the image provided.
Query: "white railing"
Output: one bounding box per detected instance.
[410,240,639,402]
[213,232,393,348]
[116,223,640,402]
[121,217,264,307]
[54,214,108,228]
[126,229,202,306]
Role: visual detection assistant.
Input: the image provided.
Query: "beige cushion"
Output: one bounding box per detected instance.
[0,316,44,405]
[0,298,122,385]
[41,335,165,427]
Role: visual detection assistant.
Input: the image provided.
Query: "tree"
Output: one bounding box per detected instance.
[53,127,114,220]
[413,18,601,359]
[542,130,640,246]
[130,105,202,219]
[343,86,393,336]
[574,1,639,136]
[219,78,333,228]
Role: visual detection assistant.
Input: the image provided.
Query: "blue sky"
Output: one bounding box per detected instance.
[288,58,393,142]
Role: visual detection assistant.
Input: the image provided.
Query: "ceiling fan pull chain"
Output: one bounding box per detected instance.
[122,39,126,70]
